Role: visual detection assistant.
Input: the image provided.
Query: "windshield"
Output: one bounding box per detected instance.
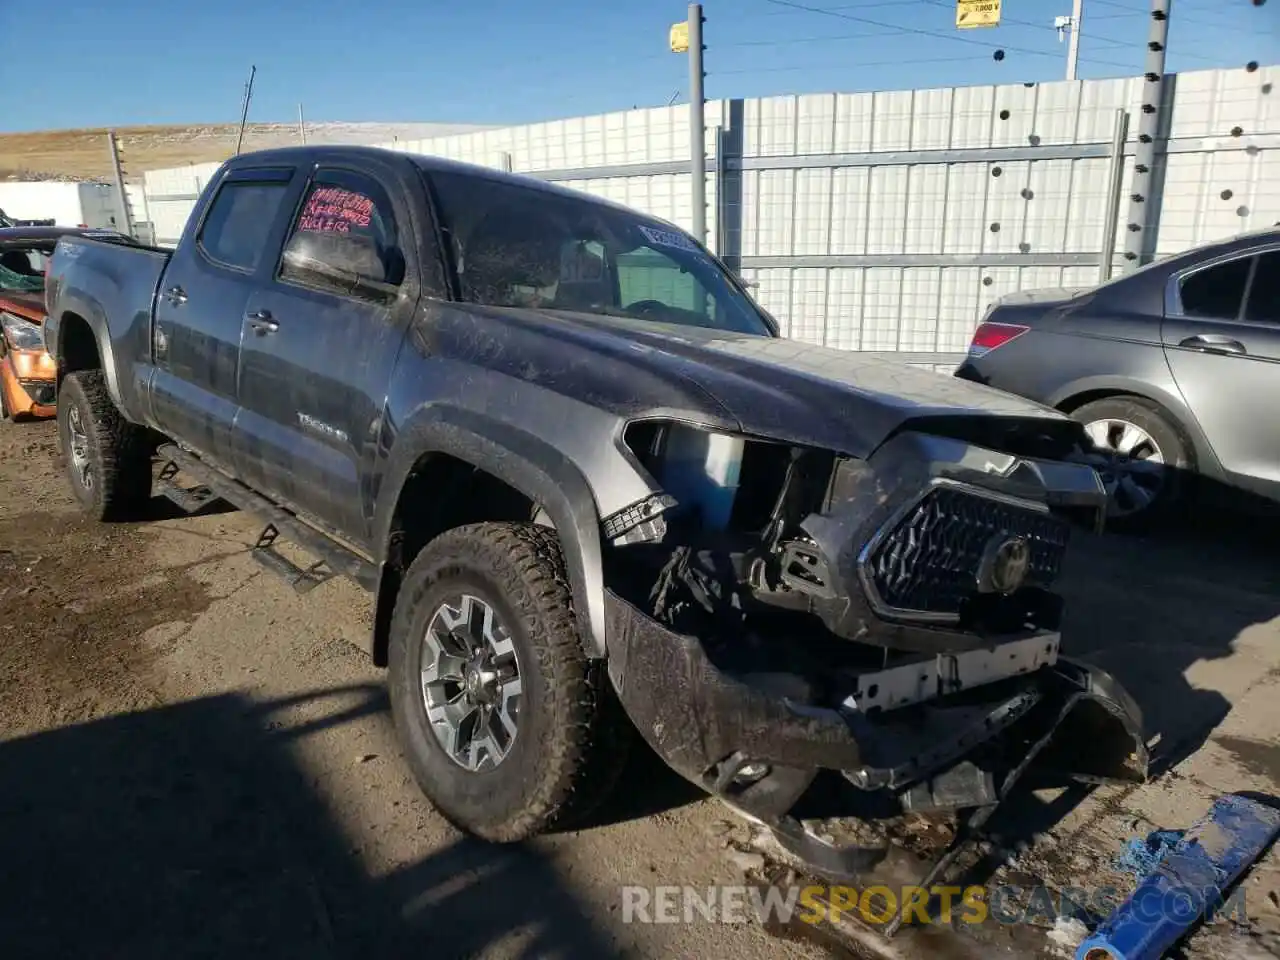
[427,171,772,336]
[0,247,46,293]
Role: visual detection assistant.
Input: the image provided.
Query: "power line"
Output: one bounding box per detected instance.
[756,0,931,15]
[762,0,1135,70]
[714,54,986,76]
[724,28,908,48]
[1090,0,1262,31]
[919,0,1132,50]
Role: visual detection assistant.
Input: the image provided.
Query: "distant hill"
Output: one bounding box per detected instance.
[0,121,492,182]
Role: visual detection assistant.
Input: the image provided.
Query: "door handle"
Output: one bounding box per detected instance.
[1178,335,1246,356]
[246,310,279,335]
[163,285,188,306]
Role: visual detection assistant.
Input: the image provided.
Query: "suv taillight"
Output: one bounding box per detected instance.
[968,321,1029,358]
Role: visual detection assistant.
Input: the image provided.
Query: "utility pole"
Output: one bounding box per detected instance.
[1066,0,1083,80]
[688,4,707,244]
[671,5,707,244]
[1123,0,1173,269]
[234,65,257,156]
[298,103,307,145]
[1054,0,1084,81]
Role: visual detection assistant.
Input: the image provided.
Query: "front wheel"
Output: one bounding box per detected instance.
[1072,396,1193,532]
[57,370,152,521]
[388,521,629,842]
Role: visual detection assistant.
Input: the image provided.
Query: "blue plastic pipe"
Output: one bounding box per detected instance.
[1076,792,1280,960]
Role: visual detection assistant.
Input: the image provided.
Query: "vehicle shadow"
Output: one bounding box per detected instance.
[570,731,707,832]
[1059,491,1280,776]
[935,495,1280,906]
[0,685,620,960]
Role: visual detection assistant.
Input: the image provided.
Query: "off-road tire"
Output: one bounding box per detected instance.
[1072,395,1194,533]
[57,370,152,521]
[388,521,631,842]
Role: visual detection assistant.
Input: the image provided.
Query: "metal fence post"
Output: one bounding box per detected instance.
[1099,109,1130,283]
[107,130,134,238]
[1122,0,1172,269]
[688,2,706,244]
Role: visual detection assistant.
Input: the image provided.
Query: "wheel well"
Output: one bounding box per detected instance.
[58,313,101,384]
[371,453,542,666]
[1056,388,1147,415]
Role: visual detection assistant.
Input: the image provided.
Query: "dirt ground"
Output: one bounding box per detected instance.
[1,416,1277,959]
[0,122,479,182]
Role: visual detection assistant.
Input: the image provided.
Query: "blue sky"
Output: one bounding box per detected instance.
[1,0,1273,132]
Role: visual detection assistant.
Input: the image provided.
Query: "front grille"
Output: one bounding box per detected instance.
[861,484,1069,619]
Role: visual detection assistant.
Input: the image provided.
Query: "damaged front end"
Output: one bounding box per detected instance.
[600,416,1148,904]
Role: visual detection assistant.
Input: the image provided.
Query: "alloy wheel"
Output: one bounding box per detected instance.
[67,405,94,491]
[1082,418,1166,518]
[420,593,522,772]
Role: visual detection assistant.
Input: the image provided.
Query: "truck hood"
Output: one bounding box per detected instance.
[455,306,1073,458]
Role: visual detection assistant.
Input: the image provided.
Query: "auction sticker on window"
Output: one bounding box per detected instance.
[638,224,701,253]
[299,186,374,234]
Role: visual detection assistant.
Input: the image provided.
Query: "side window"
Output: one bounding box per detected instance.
[198,181,290,272]
[1244,251,1280,325]
[616,247,713,319]
[279,171,402,300]
[1178,256,1252,320]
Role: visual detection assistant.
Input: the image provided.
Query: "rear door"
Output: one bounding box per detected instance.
[1161,246,1280,491]
[150,166,299,472]
[234,159,437,543]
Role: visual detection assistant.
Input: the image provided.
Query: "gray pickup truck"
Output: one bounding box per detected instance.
[44,145,1146,886]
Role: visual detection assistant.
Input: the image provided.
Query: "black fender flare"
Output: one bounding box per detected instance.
[53,299,127,412]
[371,403,608,660]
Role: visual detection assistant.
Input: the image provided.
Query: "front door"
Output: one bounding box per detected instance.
[150,167,297,473]
[234,162,430,543]
[1162,247,1280,494]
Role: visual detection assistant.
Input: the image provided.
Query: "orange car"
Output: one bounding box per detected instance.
[0,226,136,421]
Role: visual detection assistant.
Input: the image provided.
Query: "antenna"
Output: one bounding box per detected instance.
[234,65,257,155]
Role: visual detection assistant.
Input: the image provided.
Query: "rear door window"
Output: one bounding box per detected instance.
[198,181,290,272]
[1178,256,1253,320]
[1243,251,1280,326]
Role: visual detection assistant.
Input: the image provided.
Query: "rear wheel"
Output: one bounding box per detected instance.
[57,370,152,521]
[388,521,629,842]
[1071,396,1193,532]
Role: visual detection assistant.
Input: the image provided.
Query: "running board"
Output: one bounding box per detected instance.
[155,444,379,593]
[156,460,220,515]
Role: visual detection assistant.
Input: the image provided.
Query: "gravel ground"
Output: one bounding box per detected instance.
[1,416,1277,959]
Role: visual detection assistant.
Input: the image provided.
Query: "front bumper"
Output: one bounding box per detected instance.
[1,351,56,418]
[605,586,1147,829]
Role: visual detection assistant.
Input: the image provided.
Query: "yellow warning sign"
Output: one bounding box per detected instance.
[670,20,690,53]
[956,0,1001,29]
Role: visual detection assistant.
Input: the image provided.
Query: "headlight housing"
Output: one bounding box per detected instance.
[1,311,44,352]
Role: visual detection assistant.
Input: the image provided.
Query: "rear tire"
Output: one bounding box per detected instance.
[57,370,152,521]
[1071,396,1193,533]
[388,521,630,842]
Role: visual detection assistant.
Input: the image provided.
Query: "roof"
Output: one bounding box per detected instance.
[223,144,673,224]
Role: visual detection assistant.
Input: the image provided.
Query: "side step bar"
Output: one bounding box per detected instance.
[157,460,220,515]
[155,443,379,594]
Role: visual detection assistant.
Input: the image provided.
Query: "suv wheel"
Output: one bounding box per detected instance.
[388,521,630,842]
[57,370,152,521]
[1072,396,1193,531]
